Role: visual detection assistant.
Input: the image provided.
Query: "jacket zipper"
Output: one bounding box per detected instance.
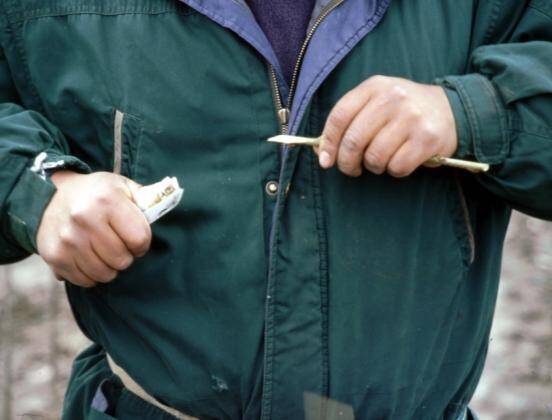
[262,2,345,418]
[268,0,345,135]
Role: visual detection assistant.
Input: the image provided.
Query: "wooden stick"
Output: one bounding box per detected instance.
[268,135,490,173]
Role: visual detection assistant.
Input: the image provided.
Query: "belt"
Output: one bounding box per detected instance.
[107,355,198,420]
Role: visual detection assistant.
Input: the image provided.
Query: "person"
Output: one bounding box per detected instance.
[0,0,551,418]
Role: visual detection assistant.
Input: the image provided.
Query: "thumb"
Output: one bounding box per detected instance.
[120,177,143,203]
[118,176,152,226]
[312,135,328,157]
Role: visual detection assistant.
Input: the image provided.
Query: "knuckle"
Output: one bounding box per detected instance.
[388,84,408,102]
[94,190,113,206]
[69,207,89,225]
[416,123,439,144]
[405,105,423,122]
[367,75,387,86]
[363,150,385,172]
[59,227,75,247]
[327,107,349,134]
[113,178,133,196]
[419,133,435,148]
[341,129,364,153]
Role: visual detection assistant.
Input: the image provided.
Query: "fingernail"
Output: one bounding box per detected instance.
[319,151,332,168]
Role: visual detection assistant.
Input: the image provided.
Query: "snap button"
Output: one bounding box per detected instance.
[265,180,279,196]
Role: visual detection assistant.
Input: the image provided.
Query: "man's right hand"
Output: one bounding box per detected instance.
[37,171,152,288]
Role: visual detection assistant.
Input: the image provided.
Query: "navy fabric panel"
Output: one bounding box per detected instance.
[246,0,315,83]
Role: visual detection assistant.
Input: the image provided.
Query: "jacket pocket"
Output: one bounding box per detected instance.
[112,109,143,180]
[448,175,476,267]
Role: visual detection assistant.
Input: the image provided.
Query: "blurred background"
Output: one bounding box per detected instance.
[0,212,550,420]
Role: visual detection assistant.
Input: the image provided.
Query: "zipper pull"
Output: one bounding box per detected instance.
[278,108,290,127]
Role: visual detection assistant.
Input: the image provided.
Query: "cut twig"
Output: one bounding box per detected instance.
[268,135,490,173]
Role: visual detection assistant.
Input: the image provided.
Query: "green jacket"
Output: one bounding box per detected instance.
[0,0,551,419]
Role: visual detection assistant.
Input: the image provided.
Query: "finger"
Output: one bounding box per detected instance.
[387,136,437,178]
[336,101,392,176]
[319,83,374,168]
[74,242,118,283]
[362,120,410,175]
[91,227,134,271]
[57,262,97,288]
[109,199,152,257]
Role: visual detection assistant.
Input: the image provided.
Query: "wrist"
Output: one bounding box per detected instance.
[50,170,83,187]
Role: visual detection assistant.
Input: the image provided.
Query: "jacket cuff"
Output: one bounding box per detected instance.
[6,153,91,254]
[6,167,56,254]
[436,74,509,164]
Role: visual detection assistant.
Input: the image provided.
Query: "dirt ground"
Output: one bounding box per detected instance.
[470,214,552,419]
[0,212,550,420]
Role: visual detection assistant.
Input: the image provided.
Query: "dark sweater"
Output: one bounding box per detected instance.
[247,0,315,84]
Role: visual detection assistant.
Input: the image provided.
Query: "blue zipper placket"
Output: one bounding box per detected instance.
[175,1,392,417]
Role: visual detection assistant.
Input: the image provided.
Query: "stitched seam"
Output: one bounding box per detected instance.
[451,75,509,163]
[446,178,471,267]
[243,53,268,418]
[454,177,475,265]
[482,0,502,44]
[4,1,196,22]
[529,1,552,21]
[479,76,508,159]
[130,124,143,181]
[261,162,287,419]
[3,11,47,114]
[452,78,481,161]
[9,9,194,23]
[508,117,552,137]
[507,127,552,140]
[261,219,279,420]
[310,104,329,399]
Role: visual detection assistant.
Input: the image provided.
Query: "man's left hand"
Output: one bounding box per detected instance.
[317,76,458,177]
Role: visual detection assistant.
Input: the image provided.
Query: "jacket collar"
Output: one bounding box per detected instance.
[177,0,391,134]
